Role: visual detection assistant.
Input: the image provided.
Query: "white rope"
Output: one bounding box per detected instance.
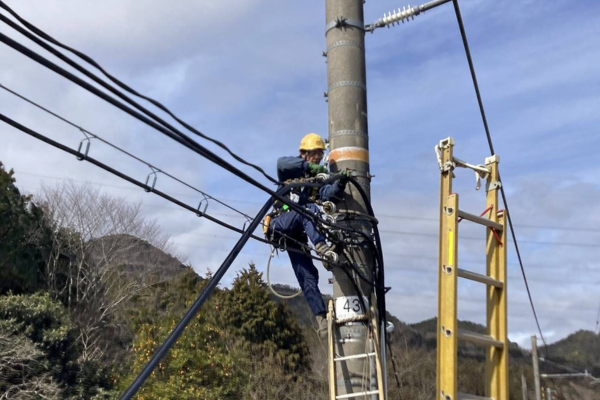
[266,247,303,299]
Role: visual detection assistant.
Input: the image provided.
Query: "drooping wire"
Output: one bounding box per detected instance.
[0,82,254,222]
[0,1,279,185]
[0,112,342,267]
[451,0,548,351]
[0,26,370,243]
[117,192,276,400]
[540,356,598,379]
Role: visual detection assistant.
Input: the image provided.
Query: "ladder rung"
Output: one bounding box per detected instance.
[334,352,375,362]
[458,210,503,230]
[457,392,493,400]
[336,390,380,399]
[457,268,504,289]
[458,330,504,349]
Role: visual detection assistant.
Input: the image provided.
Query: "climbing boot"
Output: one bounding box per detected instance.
[315,313,328,339]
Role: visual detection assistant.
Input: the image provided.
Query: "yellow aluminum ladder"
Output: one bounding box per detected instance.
[327,300,386,400]
[436,137,509,400]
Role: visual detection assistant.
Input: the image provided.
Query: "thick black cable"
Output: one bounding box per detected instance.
[0,110,351,397]
[0,28,373,244]
[0,82,254,221]
[0,30,337,233]
[0,2,279,185]
[346,178,388,324]
[0,112,342,267]
[118,197,275,400]
[452,0,548,352]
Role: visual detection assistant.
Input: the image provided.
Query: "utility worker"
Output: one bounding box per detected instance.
[268,133,347,336]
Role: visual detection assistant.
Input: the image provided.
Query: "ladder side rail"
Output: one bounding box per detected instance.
[484,155,504,399]
[329,300,337,400]
[437,138,455,398]
[439,193,459,400]
[497,209,509,398]
[370,306,386,400]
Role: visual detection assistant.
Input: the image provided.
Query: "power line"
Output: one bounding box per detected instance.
[14,169,600,235]
[0,26,366,244]
[15,171,600,248]
[452,0,548,350]
[0,112,337,268]
[0,82,255,223]
[379,213,600,233]
[0,1,279,185]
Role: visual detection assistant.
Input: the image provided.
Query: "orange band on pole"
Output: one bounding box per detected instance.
[329,147,369,164]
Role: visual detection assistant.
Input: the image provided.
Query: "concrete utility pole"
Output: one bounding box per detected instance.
[522,373,528,400]
[531,335,542,400]
[325,0,380,398]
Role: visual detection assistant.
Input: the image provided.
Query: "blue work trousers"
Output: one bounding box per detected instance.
[270,203,326,316]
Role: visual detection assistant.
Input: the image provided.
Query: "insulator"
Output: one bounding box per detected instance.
[381,3,418,26]
[323,201,337,214]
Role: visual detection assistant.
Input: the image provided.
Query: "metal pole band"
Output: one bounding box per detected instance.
[328,81,367,93]
[325,18,365,35]
[330,129,368,139]
[325,40,365,55]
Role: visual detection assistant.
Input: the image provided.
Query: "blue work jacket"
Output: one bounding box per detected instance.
[276,155,344,205]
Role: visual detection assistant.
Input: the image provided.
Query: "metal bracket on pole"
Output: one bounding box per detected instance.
[330,130,369,140]
[324,40,365,57]
[325,17,365,35]
[487,181,502,191]
[328,81,367,93]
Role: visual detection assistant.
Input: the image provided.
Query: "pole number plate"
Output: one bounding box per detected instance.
[335,296,368,320]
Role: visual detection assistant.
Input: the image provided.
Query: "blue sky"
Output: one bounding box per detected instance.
[1,0,599,349]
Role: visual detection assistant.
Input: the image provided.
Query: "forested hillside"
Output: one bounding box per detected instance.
[1,162,598,400]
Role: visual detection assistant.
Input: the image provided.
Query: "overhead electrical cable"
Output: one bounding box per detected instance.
[0,82,254,222]
[0,1,279,185]
[452,0,548,351]
[0,29,333,232]
[0,26,376,244]
[0,112,341,266]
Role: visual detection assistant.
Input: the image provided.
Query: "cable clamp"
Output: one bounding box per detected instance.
[76,129,93,161]
[325,17,365,36]
[144,167,159,192]
[434,142,455,173]
[196,195,209,217]
[487,180,502,192]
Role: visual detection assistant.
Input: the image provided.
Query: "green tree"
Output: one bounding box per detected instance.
[221,264,309,372]
[120,274,241,400]
[0,162,51,294]
[0,292,116,399]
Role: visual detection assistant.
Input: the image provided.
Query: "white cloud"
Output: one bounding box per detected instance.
[1,0,599,347]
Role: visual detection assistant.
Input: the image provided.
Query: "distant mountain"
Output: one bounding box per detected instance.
[87,234,186,281]
[543,330,600,376]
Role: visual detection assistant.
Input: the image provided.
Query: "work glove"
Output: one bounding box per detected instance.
[338,169,353,184]
[307,163,327,176]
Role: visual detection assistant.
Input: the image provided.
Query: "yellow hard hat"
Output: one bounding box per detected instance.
[299,133,325,151]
